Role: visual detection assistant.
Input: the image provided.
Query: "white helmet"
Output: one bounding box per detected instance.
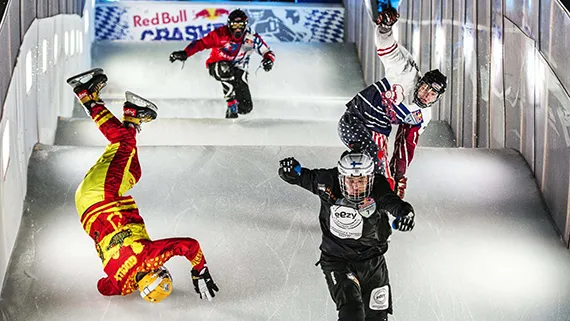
[338,151,375,202]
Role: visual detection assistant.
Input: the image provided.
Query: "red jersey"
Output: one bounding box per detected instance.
[80,196,206,296]
[184,25,274,71]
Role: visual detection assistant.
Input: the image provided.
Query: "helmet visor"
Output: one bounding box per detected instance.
[415,83,442,107]
[340,175,373,202]
[229,21,246,36]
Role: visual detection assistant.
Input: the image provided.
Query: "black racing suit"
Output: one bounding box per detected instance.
[281,167,414,321]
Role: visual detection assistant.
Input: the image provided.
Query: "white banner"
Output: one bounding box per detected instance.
[95,3,344,42]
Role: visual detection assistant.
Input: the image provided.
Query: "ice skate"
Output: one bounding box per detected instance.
[122,91,158,131]
[225,99,238,119]
[66,68,107,111]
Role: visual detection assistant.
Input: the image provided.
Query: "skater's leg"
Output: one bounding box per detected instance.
[357,256,391,321]
[321,260,366,321]
[234,69,252,114]
[69,70,156,215]
[209,62,239,118]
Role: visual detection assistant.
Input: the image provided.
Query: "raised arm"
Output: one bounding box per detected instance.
[374,8,418,78]
[278,157,334,195]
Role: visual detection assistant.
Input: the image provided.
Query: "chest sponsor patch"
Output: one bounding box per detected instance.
[404,109,423,125]
[329,205,363,240]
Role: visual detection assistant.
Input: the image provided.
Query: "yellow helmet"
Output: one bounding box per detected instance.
[137,266,173,303]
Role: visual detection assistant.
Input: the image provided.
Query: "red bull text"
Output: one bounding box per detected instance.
[133,10,188,27]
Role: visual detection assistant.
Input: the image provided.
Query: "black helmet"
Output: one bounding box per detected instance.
[228,9,248,38]
[413,69,447,108]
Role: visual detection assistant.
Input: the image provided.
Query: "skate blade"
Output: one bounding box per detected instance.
[66,68,105,86]
[125,91,158,112]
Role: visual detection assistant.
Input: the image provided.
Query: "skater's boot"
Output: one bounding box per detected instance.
[225,99,238,119]
[66,68,107,114]
[122,91,158,132]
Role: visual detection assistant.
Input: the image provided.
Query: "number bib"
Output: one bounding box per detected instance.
[329,205,363,240]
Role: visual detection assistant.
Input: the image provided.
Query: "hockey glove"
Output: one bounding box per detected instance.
[261,58,274,72]
[191,266,219,301]
[279,157,302,181]
[376,7,400,33]
[170,50,188,63]
[392,212,415,232]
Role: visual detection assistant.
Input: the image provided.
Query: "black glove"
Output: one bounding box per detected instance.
[191,266,219,301]
[392,212,415,232]
[376,7,400,32]
[279,157,301,181]
[261,58,274,72]
[170,50,188,63]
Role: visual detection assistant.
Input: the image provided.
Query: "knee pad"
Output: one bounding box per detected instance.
[210,61,235,81]
[366,285,391,318]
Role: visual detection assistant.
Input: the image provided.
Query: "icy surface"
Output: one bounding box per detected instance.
[1,145,570,321]
[1,39,570,321]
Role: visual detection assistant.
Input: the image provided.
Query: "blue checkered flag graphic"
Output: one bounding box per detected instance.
[95,6,131,41]
[304,9,344,43]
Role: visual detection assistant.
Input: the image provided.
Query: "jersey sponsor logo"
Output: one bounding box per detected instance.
[115,255,137,281]
[357,197,377,218]
[318,184,337,202]
[369,285,389,310]
[107,229,132,250]
[404,110,423,125]
[329,205,363,239]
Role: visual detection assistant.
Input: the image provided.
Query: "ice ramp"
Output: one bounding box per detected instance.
[91,41,365,120]
[1,145,570,321]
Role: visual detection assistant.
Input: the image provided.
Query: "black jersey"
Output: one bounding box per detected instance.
[282,167,414,262]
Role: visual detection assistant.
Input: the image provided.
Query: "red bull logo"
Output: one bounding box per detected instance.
[133,10,188,27]
[194,8,230,21]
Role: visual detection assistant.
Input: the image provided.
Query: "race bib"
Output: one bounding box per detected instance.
[357,197,377,218]
[329,205,363,240]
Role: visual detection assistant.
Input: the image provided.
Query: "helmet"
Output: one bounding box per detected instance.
[413,69,447,108]
[338,151,375,203]
[137,266,173,303]
[228,9,248,38]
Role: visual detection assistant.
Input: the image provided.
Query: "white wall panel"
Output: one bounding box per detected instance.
[0,12,91,291]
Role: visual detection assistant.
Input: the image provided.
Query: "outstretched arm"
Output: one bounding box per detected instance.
[278,157,334,195]
[374,8,418,77]
[149,238,206,271]
[184,28,223,58]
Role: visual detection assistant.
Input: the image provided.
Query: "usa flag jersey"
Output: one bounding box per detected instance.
[347,26,432,136]
[184,25,275,71]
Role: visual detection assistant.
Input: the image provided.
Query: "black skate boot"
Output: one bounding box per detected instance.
[225,99,238,119]
[66,68,108,113]
[122,91,158,132]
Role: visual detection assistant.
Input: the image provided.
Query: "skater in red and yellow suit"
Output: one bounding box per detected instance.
[68,68,219,303]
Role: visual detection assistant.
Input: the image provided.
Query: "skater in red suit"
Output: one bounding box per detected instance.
[68,68,219,303]
[170,9,275,119]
